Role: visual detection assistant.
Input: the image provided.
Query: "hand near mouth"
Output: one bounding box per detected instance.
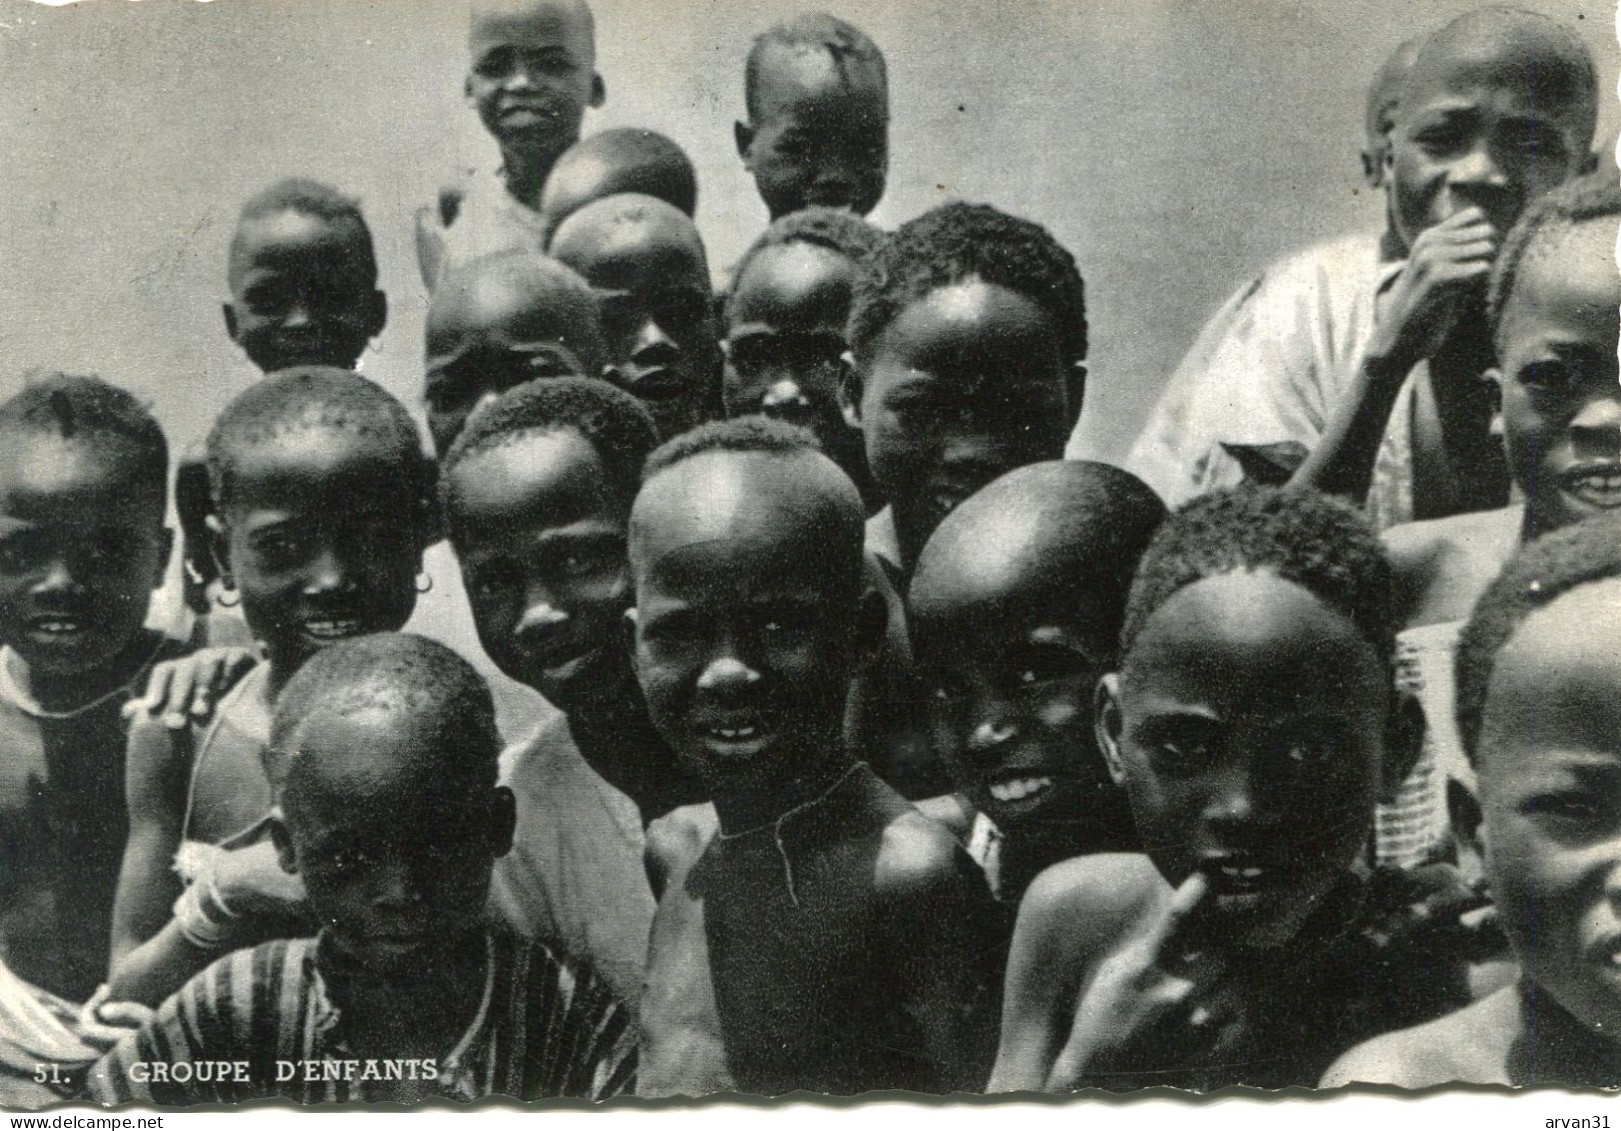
[1044,871,1248,1090]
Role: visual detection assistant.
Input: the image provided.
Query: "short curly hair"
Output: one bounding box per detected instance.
[1121,486,1395,664]
[847,201,1087,370]
[205,366,431,516]
[727,207,884,314]
[640,414,822,481]
[231,178,377,286]
[1487,169,1621,350]
[1454,513,1621,763]
[270,632,500,792]
[0,373,168,500]
[441,376,658,516]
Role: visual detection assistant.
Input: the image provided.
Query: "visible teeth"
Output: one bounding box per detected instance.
[1218,865,1266,880]
[989,776,1052,803]
[716,726,757,740]
[34,620,80,634]
[305,619,362,639]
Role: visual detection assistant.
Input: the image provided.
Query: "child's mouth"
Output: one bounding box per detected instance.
[1561,465,1621,509]
[696,709,775,759]
[303,617,366,642]
[26,615,88,640]
[987,774,1053,806]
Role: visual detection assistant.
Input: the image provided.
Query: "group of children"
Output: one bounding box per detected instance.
[0,0,1616,1108]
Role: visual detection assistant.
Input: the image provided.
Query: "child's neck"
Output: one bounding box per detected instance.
[498,146,556,211]
[19,628,163,715]
[1517,979,1621,1086]
[711,744,857,836]
[322,928,489,1062]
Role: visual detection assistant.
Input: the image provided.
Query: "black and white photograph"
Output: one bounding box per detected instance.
[0,0,1617,1110]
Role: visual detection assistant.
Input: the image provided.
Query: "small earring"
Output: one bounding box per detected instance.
[415,572,434,594]
[215,586,240,609]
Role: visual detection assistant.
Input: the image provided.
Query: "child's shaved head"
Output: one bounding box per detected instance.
[540,129,698,246]
[1404,7,1596,137]
[469,0,595,61]
[744,12,887,122]
[549,192,709,274]
[271,632,501,792]
[1487,169,1620,349]
[912,461,1165,659]
[1363,36,1423,188]
[633,417,865,601]
[424,250,607,455]
[0,373,167,504]
[206,366,429,512]
[229,179,377,289]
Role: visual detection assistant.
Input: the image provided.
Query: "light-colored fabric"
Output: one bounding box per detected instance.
[965,811,1004,902]
[1118,231,1421,531]
[436,167,550,286]
[1382,620,1466,870]
[488,716,655,1010]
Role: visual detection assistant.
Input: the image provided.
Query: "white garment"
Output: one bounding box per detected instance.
[1119,231,1420,530]
[436,167,550,287]
[488,715,655,1010]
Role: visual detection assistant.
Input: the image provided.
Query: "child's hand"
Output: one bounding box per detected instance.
[1368,206,1499,372]
[213,839,306,920]
[124,647,256,730]
[76,985,154,1052]
[1045,872,1246,1090]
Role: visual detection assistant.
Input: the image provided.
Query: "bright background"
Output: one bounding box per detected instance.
[0,0,1614,464]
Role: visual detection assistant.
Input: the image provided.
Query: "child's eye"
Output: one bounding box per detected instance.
[473,47,514,79]
[1153,739,1217,775]
[1525,793,1604,824]
[1520,361,1576,396]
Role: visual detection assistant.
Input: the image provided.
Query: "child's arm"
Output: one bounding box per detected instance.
[108,713,190,980]
[879,822,1006,1093]
[1290,208,1499,503]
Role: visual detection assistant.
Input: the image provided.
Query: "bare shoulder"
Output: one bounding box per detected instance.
[1017,854,1166,950]
[874,806,982,899]
[1320,987,1518,1089]
[644,803,718,901]
[913,793,975,842]
[1385,506,1522,628]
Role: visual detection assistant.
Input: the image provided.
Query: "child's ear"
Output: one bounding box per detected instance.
[151,527,175,592]
[1065,361,1088,432]
[222,302,241,345]
[204,513,234,590]
[1484,367,1505,442]
[269,812,298,876]
[838,353,864,431]
[734,120,756,165]
[1094,673,1128,786]
[488,785,517,859]
[589,73,607,109]
[1380,690,1425,802]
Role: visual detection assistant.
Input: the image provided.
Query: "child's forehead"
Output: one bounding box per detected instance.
[732,243,854,322]
[553,208,705,280]
[234,209,354,260]
[0,433,155,512]
[450,427,615,519]
[227,426,409,501]
[429,271,591,346]
[1401,28,1591,126]
[1508,219,1620,315]
[469,0,592,57]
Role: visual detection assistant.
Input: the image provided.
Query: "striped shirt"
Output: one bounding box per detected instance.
[87,930,636,1105]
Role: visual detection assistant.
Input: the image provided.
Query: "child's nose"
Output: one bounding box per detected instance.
[517,596,568,636]
[696,653,762,694]
[303,544,354,593]
[1570,393,1621,452]
[633,316,679,359]
[32,554,77,594]
[1450,141,1509,188]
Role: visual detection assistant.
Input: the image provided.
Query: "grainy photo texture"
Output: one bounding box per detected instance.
[0,0,1617,1109]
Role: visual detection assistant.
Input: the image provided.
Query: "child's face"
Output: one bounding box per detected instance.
[853,281,1075,569]
[724,242,855,451]
[552,210,717,440]
[219,428,421,673]
[1101,571,1394,950]
[739,42,887,219]
[225,210,385,375]
[912,573,1115,837]
[631,453,860,791]
[1387,48,1586,250]
[465,0,602,165]
[1476,577,1621,1037]
[0,438,168,676]
[280,706,512,974]
[1493,220,1621,532]
[447,428,629,716]
[423,273,599,458]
